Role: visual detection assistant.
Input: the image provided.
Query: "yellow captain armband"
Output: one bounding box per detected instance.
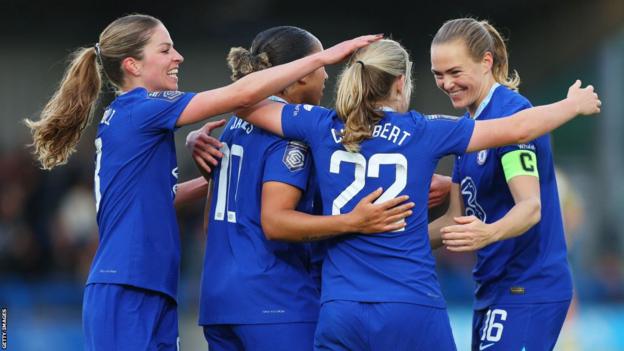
[501,150,539,182]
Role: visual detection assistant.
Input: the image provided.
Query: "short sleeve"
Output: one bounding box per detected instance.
[281,104,330,146]
[262,139,312,191]
[132,91,195,132]
[419,114,475,158]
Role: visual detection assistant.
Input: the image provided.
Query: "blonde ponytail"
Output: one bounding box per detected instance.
[25,47,101,169]
[335,40,411,152]
[480,21,520,91]
[25,14,162,170]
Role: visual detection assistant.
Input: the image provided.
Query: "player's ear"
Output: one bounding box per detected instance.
[482,52,494,73]
[122,57,142,77]
[395,75,406,95]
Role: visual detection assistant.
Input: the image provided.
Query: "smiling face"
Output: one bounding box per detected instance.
[430,40,494,116]
[136,23,184,92]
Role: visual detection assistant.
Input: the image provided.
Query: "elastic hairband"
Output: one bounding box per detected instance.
[356,60,365,68]
[94,43,102,60]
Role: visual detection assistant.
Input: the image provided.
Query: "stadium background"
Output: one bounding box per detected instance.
[1,0,623,349]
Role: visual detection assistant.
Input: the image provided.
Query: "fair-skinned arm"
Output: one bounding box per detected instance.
[261,182,415,242]
[466,80,601,152]
[174,176,209,208]
[235,81,601,147]
[176,35,382,126]
[428,183,463,249]
[440,175,541,252]
[429,174,452,208]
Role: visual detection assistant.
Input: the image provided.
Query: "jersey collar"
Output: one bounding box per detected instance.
[473,83,500,120]
[268,95,289,104]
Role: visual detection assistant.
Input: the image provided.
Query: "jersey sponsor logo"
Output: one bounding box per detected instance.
[303,104,314,111]
[460,177,487,221]
[147,90,184,101]
[283,141,308,172]
[477,150,488,165]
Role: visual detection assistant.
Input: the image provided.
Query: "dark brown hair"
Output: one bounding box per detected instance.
[227,26,319,81]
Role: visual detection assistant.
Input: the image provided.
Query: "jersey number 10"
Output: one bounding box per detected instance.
[214,143,243,223]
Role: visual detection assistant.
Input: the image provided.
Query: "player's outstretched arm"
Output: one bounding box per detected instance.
[467,80,601,152]
[441,175,541,252]
[177,35,382,127]
[261,184,414,242]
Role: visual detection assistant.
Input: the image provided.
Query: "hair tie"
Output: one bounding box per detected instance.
[356,60,365,68]
[94,43,102,60]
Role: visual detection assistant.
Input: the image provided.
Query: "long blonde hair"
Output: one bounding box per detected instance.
[335,39,412,152]
[432,18,520,91]
[25,14,161,169]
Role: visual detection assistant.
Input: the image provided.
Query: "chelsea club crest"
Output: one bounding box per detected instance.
[477,150,488,165]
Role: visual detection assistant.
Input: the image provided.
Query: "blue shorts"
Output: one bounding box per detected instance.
[472,300,571,351]
[314,300,456,351]
[203,322,316,351]
[83,283,179,351]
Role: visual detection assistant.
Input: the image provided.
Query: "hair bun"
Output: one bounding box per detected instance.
[227,47,272,81]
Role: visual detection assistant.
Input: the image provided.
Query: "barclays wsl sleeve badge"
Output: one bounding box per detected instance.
[147,91,184,101]
[283,141,308,172]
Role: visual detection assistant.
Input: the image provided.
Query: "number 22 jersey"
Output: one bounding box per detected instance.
[281,104,475,307]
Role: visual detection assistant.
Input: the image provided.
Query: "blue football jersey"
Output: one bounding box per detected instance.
[198,116,321,325]
[281,104,475,307]
[87,87,195,301]
[451,84,573,309]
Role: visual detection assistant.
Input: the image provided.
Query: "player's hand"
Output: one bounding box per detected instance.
[440,215,497,252]
[319,34,383,65]
[186,119,226,174]
[566,79,601,115]
[347,188,414,234]
[428,174,451,208]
